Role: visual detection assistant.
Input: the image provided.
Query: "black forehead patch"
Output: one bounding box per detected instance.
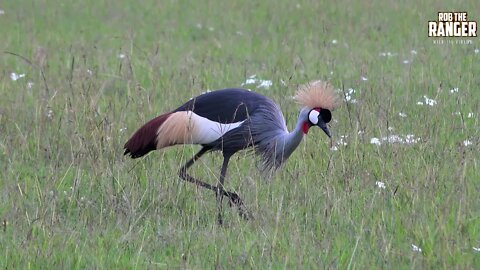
[320,109,332,123]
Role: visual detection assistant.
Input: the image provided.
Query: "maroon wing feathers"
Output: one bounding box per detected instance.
[124,112,172,158]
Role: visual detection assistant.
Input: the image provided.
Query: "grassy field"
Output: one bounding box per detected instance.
[1,0,479,268]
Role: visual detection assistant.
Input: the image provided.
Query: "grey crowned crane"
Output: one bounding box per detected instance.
[124,80,340,223]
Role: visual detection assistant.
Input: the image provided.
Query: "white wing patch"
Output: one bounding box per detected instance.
[188,111,245,144]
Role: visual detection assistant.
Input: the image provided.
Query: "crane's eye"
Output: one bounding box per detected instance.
[308,109,320,125]
[320,109,332,123]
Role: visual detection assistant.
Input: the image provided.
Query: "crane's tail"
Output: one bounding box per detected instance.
[123,112,173,158]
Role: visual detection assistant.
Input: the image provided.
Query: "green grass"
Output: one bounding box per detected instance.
[1,0,479,268]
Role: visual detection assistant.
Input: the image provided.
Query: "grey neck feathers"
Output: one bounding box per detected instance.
[274,108,309,165]
[257,107,309,173]
[281,115,306,157]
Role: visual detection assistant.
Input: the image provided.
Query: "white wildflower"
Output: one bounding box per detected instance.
[403,60,410,64]
[398,112,407,117]
[370,138,381,146]
[243,78,256,85]
[257,80,272,89]
[388,134,419,145]
[411,50,417,55]
[118,53,126,59]
[375,181,386,189]
[331,39,338,44]
[371,134,420,146]
[422,95,437,106]
[463,140,472,146]
[379,52,396,57]
[242,75,257,85]
[361,76,368,81]
[450,88,459,93]
[345,88,357,103]
[330,136,347,151]
[411,244,422,253]
[241,75,272,89]
[467,112,475,118]
[10,72,25,81]
[386,135,403,144]
[27,82,34,89]
[404,134,420,144]
[473,247,480,252]
[46,109,54,119]
[338,136,348,146]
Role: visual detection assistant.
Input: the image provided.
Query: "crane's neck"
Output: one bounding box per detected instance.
[276,109,309,162]
[258,108,312,172]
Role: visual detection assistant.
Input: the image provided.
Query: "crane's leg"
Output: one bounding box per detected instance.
[178,147,217,191]
[216,155,230,224]
[217,154,252,223]
[178,148,250,222]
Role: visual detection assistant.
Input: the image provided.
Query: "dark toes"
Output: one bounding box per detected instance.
[228,192,243,206]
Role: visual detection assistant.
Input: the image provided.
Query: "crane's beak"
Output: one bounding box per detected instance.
[317,121,331,138]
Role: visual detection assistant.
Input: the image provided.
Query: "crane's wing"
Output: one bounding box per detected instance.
[125,88,288,160]
[174,88,267,124]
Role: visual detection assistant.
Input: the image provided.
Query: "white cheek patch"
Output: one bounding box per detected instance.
[308,110,320,125]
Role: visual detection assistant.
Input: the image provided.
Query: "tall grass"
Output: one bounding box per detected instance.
[0,0,479,268]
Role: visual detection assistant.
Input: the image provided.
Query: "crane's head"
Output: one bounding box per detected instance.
[295,80,340,137]
[306,108,332,137]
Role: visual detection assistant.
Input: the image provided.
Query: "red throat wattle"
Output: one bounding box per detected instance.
[302,122,311,134]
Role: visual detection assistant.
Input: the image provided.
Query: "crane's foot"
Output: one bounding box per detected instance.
[225,192,253,220]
